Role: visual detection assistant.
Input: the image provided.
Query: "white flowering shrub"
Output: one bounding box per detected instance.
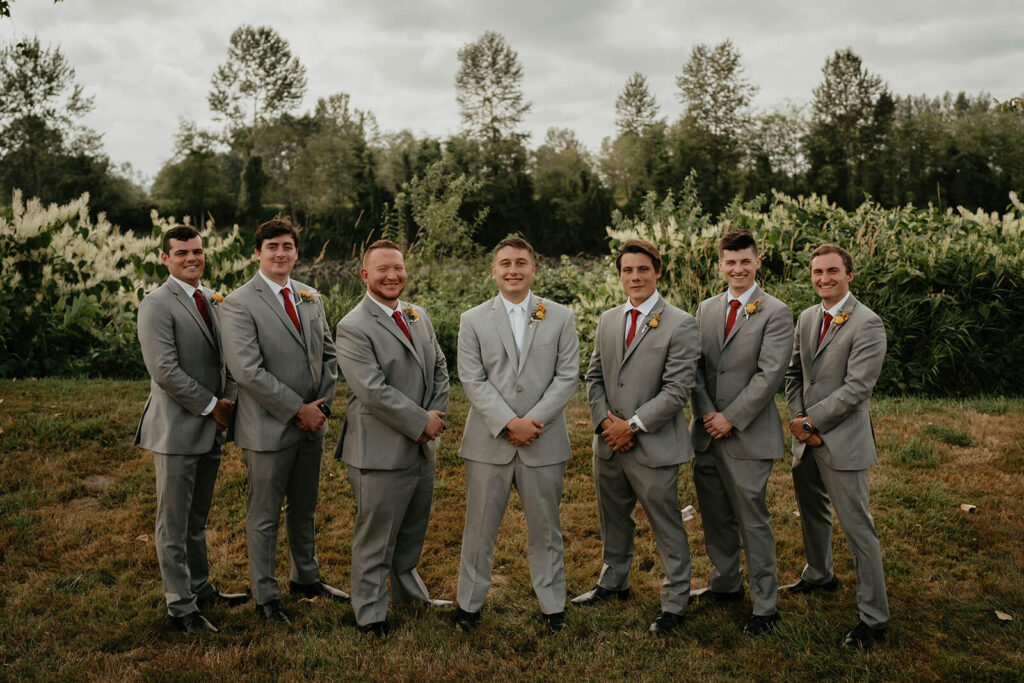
[0,191,254,377]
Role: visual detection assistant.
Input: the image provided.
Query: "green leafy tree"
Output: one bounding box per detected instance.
[151,119,238,229]
[615,72,660,137]
[455,30,531,146]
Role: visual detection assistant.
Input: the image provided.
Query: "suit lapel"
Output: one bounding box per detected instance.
[404,305,429,382]
[516,294,539,375]
[255,277,305,347]
[199,286,222,352]
[815,295,858,358]
[366,296,422,368]
[622,300,665,366]
[610,304,627,370]
[169,280,216,350]
[723,285,761,349]
[709,292,727,350]
[490,296,519,368]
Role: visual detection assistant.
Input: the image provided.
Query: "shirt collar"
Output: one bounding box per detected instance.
[625,290,660,317]
[822,291,852,317]
[727,283,758,306]
[169,274,201,299]
[258,269,293,300]
[500,291,532,315]
[368,293,403,316]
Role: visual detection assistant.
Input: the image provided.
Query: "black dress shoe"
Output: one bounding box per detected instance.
[689,587,745,607]
[784,577,839,595]
[170,611,218,633]
[544,611,566,633]
[357,620,391,637]
[196,587,250,609]
[570,585,631,606]
[742,612,781,636]
[649,611,686,636]
[289,579,351,603]
[454,607,481,632]
[256,599,291,624]
[843,620,886,649]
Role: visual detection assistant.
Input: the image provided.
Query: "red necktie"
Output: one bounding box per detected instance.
[625,309,641,347]
[725,299,741,337]
[393,310,413,345]
[281,287,301,332]
[193,290,213,334]
[819,312,833,345]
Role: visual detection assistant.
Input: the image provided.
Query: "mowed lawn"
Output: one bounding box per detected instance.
[1,378,1022,680]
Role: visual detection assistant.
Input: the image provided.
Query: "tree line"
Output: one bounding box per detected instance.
[2,28,1023,255]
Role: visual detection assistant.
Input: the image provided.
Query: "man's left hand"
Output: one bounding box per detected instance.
[702,411,733,439]
[211,398,235,431]
[601,411,635,452]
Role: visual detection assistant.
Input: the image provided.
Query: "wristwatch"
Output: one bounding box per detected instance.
[628,417,641,434]
[801,419,814,433]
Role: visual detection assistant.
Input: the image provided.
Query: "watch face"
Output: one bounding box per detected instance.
[629,421,640,433]
[802,421,814,433]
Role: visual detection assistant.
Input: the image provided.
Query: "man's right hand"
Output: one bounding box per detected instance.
[419,410,446,442]
[211,398,235,431]
[505,416,543,447]
[295,398,327,432]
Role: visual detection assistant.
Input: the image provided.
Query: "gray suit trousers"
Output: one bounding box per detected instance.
[347,456,434,625]
[792,449,889,628]
[693,449,778,615]
[243,439,324,605]
[458,457,566,615]
[594,453,691,614]
[153,448,222,617]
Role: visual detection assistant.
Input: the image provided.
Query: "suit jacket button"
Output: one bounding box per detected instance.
[810,380,816,385]
[516,385,523,392]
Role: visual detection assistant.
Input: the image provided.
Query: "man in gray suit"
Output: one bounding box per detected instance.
[453,236,579,634]
[335,239,450,637]
[572,238,700,637]
[220,218,346,625]
[136,225,248,632]
[785,243,889,649]
[689,229,793,636]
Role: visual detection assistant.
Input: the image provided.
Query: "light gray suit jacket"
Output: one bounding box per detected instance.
[690,287,794,459]
[785,295,886,470]
[220,275,337,452]
[587,298,700,468]
[135,279,235,455]
[335,295,449,470]
[458,294,579,467]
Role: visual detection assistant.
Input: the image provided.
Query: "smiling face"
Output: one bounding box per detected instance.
[492,246,536,304]
[255,234,298,286]
[161,236,205,288]
[618,252,660,306]
[810,252,854,308]
[718,246,761,296]
[361,247,407,307]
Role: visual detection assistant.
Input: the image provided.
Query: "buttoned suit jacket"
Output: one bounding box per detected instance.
[334,295,449,469]
[135,278,235,454]
[690,287,794,459]
[458,294,579,467]
[785,294,886,470]
[219,275,337,452]
[586,298,700,467]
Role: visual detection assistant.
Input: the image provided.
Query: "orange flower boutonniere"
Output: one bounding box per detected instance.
[531,301,546,323]
[404,306,420,323]
[299,290,316,303]
[744,299,762,319]
[647,312,661,329]
[833,311,850,326]
[210,292,225,305]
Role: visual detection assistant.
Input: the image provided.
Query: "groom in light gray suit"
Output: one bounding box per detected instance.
[689,229,793,636]
[220,218,345,626]
[136,225,248,632]
[335,239,450,637]
[572,239,700,637]
[453,236,579,634]
[785,243,889,650]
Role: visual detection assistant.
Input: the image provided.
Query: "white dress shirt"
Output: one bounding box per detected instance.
[500,292,532,351]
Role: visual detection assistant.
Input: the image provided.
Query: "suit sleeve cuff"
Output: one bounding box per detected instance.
[630,414,648,432]
[200,396,217,416]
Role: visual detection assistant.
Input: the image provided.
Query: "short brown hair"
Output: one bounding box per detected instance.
[254,217,300,251]
[161,225,201,254]
[809,243,854,274]
[492,235,535,262]
[615,238,662,273]
[718,229,757,257]
[362,239,403,267]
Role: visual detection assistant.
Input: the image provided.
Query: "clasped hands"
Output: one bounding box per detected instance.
[416,410,446,444]
[295,398,328,432]
[788,416,823,447]
[600,411,635,452]
[211,398,235,432]
[702,411,733,440]
[504,416,543,447]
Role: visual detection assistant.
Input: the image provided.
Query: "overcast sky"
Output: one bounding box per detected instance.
[6,0,1023,184]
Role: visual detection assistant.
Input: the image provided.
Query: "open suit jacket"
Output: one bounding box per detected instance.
[587,299,700,466]
[458,294,579,466]
[690,287,793,459]
[785,294,886,470]
[334,295,449,468]
[220,275,337,451]
[135,278,235,453]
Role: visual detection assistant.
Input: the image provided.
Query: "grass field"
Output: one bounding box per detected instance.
[1,379,1022,681]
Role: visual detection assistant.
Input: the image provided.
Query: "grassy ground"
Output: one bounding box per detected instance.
[1,379,1022,681]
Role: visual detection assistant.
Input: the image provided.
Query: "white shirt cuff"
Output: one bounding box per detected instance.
[630,414,648,432]
[200,396,217,416]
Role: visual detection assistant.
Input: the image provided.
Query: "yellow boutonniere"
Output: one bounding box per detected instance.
[647,312,660,328]
[531,301,546,322]
[404,306,420,323]
[744,299,762,318]
[833,311,850,326]
[210,292,225,305]
[299,290,316,302]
